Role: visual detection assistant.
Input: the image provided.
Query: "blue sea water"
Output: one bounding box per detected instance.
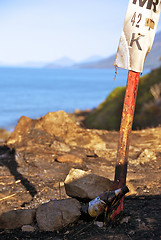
[0,67,149,131]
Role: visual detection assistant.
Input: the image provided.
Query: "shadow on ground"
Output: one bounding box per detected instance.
[0,146,37,199]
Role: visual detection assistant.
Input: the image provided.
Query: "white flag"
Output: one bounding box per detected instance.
[114,0,161,72]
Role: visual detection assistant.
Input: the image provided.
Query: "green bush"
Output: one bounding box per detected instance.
[84,67,161,130]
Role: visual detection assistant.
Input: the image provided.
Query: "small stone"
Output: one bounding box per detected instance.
[120,216,130,224]
[51,141,70,152]
[126,181,137,195]
[94,221,104,228]
[137,149,157,164]
[128,230,135,235]
[56,154,83,164]
[21,225,35,232]
[136,218,141,222]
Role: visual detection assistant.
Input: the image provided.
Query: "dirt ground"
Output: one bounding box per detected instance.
[0,125,161,239]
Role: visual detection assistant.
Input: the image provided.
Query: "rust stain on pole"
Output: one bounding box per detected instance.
[113,70,140,217]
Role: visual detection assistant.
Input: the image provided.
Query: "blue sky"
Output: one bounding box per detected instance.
[0,0,161,65]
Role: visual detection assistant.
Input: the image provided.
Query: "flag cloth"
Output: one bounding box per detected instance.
[114,0,161,73]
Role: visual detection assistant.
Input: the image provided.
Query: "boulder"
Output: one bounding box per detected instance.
[64,168,113,199]
[0,129,11,143]
[7,116,33,145]
[36,198,81,231]
[0,209,36,229]
[7,111,106,151]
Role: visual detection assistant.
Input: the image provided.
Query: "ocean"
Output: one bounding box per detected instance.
[0,67,149,131]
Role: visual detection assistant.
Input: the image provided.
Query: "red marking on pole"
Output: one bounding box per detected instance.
[112,70,140,219]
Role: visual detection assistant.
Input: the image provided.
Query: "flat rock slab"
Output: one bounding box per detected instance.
[64,168,113,199]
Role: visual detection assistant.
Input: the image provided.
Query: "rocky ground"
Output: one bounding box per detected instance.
[0,111,161,239]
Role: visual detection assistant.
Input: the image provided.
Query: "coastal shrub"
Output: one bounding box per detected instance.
[84,67,161,130]
[84,87,125,130]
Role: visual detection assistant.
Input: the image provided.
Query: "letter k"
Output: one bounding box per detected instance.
[130,33,144,51]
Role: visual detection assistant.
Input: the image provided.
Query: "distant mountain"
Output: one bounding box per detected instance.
[45,57,75,68]
[80,55,104,63]
[45,55,104,69]
[1,30,160,69]
[74,31,161,70]
[73,54,115,69]
[144,31,161,69]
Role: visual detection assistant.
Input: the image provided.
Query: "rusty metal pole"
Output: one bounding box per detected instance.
[113,70,140,216]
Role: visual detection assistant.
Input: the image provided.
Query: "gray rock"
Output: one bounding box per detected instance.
[0,209,36,229]
[36,198,81,231]
[64,168,113,199]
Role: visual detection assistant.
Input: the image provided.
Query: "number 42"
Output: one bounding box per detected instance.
[131,12,142,28]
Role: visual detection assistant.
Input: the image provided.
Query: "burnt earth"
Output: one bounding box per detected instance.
[0,196,161,240]
[0,112,161,239]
